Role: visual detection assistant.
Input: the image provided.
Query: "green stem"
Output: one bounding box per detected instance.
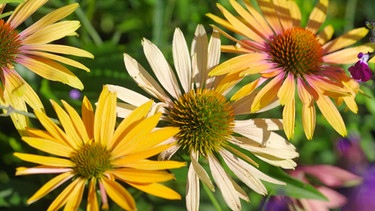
[203,182,222,211]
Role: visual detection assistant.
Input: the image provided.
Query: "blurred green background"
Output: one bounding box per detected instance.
[1,0,375,210]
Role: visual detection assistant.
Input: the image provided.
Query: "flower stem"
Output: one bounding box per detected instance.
[203,182,222,211]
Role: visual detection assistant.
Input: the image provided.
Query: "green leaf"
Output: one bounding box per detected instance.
[265,168,328,201]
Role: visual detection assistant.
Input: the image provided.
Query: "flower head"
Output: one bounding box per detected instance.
[14,86,185,210]
[348,52,373,82]
[207,0,372,140]
[107,25,298,211]
[0,0,93,133]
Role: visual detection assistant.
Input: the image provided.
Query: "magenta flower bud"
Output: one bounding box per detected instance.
[348,52,373,82]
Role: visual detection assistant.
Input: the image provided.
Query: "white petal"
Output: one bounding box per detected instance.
[208,155,241,211]
[186,164,200,211]
[173,28,192,93]
[158,139,180,160]
[142,39,181,99]
[123,53,171,102]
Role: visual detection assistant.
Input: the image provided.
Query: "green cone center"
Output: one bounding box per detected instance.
[71,142,112,178]
[0,20,21,68]
[168,89,234,156]
[268,27,323,76]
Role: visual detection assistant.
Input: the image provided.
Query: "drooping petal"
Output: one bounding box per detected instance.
[186,164,200,211]
[297,78,317,140]
[191,152,214,191]
[87,178,99,211]
[208,155,241,211]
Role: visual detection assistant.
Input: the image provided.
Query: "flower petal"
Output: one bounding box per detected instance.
[23,44,93,58]
[7,0,46,28]
[323,27,369,54]
[47,177,85,211]
[251,73,284,112]
[128,181,181,200]
[186,164,200,211]
[101,177,136,211]
[111,168,176,183]
[306,0,328,34]
[142,38,181,99]
[21,137,73,158]
[114,159,185,170]
[173,27,191,93]
[14,153,74,167]
[26,171,74,204]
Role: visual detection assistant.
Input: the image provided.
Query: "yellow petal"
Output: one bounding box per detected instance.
[124,127,180,155]
[114,159,185,170]
[317,25,334,44]
[101,177,136,211]
[14,153,74,167]
[109,100,153,150]
[87,179,99,211]
[112,113,162,157]
[128,182,181,200]
[61,100,90,143]
[306,0,328,34]
[297,79,316,140]
[19,56,83,90]
[282,98,295,140]
[277,73,295,105]
[287,0,301,27]
[209,53,264,76]
[22,21,80,45]
[20,3,78,37]
[112,144,174,165]
[25,51,90,72]
[63,178,85,211]
[34,110,73,148]
[27,171,74,204]
[26,44,94,58]
[22,137,73,158]
[313,87,347,137]
[251,74,284,112]
[231,0,273,38]
[82,96,94,139]
[50,100,82,148]
[111,168,176,183]
[323,27,369,54]
[324,45,374,64]
[231,78,260,101]
[273,0,294,30]
[47,178,85,211]
[258,0,283,34]
[7,0,46,28]
[94,86,117,145]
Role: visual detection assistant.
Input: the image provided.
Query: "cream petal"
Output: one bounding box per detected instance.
[107,85,150,107]
[208,155,241,211]
[220,149,267,195]
[186,164,200,211]
[123,53,170,102]
[142,38,181,99]
[207,28,221,71]
[258,0,283,34]
[173,27,192,93]
[234,118,283,131]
